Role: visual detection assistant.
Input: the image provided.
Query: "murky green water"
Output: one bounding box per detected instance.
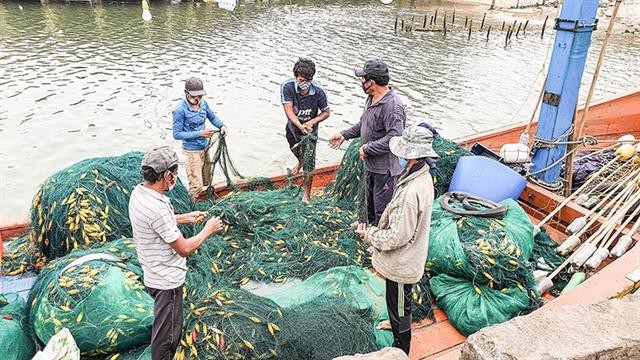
[1,0,639,222]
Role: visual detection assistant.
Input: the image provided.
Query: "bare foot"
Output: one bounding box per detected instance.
[377,320,392,330]
[292,161,302,175]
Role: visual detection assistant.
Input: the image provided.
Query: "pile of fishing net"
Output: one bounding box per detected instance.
[531,228,571,296]
[27,151,193,266]
[426,196,542,335]
[2,234,42,276]
[0,293,36,360]
[27,238,154,357]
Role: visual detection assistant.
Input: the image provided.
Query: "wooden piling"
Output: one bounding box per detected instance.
[480,12,486,31]
[501,21,505,31]
[444,12,447,36]
[487,25,491,41]
[468,20,472,41]
[541,15,549,38]
[401,19,405,32]
[423,14,427,29]
[452,9,456,25]
[395,16,398,32]
[515,22,522,38]
[434,9,438,24]
[523,19,529,34]
[505,25,511,46]
[464,16,468,28]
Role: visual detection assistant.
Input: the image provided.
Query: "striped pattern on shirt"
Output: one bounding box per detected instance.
[129,184,186,290]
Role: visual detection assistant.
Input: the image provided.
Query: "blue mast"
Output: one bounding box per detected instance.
[530,1,599,186]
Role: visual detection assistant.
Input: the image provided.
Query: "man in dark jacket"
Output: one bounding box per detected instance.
[329,59,406,225]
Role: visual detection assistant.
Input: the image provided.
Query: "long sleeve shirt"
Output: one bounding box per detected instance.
[341,89,406,176]
[172,98,225,151]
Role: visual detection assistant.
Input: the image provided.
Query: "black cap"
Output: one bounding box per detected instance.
[185,77,206,97]
[354,59,389,78]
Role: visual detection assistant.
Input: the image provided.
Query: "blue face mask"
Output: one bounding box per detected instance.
[296,81,311,92]
[398,157,408,169]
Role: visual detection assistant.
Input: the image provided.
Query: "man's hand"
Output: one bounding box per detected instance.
[201,129,215,138]
[297,123,311,135]
[301,122,314,134]
[355,222,368,240]
[203,216,224,236]
[185,211,208,224]
[329,133,345,149]
[220,126,228,136]
[359,147,367,160]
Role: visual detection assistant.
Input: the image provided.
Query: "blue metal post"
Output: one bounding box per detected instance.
[530,1,599,185]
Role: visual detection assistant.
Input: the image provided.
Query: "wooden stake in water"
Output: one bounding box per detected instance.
[541,15,548,39]
[423,14,427,28]
[444,12,447,36]
[395,16,398,32]
[480,12,486,31]
[501,21,505,31]
[468,20,473,41]
[515,22,522,38]
[464,16,468,28]
[434,9,438,24]
[452,9,456,25]
[401,19,405,32]
[523,19,529,34]
[505,25,511,46]
[486,25,491,42]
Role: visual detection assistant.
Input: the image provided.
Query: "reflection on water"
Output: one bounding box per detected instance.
[1,0,639,222]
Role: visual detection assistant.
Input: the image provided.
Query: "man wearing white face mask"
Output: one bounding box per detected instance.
[281,58,331,203]
[172,77,228,201]
[129,146,224,360]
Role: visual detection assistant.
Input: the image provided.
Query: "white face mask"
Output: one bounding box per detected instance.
[164,171,177,192]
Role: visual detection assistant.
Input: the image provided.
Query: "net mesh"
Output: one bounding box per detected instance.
[0,293,36,360]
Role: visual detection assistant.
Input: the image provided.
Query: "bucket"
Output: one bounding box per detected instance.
[448,156,527,202]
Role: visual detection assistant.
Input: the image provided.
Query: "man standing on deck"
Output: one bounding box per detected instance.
[129,146,224,360]
[329,59,405,225]
[173,77,228,201]
[281,58,331,203]
[355,125,437,355]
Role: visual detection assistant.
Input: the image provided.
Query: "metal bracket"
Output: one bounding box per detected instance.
[554,17,599,32]
[543,91,561,106]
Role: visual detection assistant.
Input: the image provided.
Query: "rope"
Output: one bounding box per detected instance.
[439,192,508,219]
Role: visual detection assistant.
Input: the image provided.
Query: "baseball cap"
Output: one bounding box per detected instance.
[354,59,389,78]
[185,77,207,97]
[142,146,179,173]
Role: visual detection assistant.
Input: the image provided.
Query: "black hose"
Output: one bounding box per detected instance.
[440,192,507,218]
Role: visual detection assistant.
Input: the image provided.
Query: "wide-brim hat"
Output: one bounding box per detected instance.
[390,125,440,160]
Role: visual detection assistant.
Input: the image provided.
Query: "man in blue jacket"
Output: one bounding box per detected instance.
[172,77,227,200]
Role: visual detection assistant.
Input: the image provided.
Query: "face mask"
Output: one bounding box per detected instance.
[296,81,311,92]
[361,80,372,94]
[164,171,177,192]
[398,157,408,169]
[186,94,201,106]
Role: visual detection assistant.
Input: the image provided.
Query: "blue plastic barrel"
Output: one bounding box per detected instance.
[448,156,527,202]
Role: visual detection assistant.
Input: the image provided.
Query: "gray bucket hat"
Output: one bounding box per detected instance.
[142,146,179,173]
[389,125,440,160]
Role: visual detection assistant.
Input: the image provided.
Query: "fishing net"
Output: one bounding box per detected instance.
[109,346,151,360]
[176,286,284,360]
[29,151,193,263]
[0,293,36,360]
[429,274,532,336]
[207,135,245,189]
[264,265,392,348]
[532,228,570,295]
[426,197,537,292]
[27,238,154,356]
[276,298,378,360]
[2,234,43,276]
[430,136,473,197]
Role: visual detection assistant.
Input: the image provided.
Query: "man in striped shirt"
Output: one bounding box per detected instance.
[129,146,222,360]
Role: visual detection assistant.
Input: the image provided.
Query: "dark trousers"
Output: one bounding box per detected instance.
[367,171,395,226]
[386,279,413,355]
[147,285,184,360]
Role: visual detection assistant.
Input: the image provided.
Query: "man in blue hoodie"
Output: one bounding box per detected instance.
[172,77,227,200]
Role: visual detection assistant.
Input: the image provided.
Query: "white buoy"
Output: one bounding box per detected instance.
[574,194,589,206]
[533,270,549,283]
[618,134,635,144]
[567,216,587,234]
[557,235,581,256]
[537,257,553,271]
[571,243,598,268]
[380,0,394,4]
[611,235,633,258]
[142,0,152,21]
[584,248,609,270]
[500,143,530,164]
[536,277,554,294]
[533,225,541,237]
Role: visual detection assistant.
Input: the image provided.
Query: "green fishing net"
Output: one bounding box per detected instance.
[2,235,41,276]
[430,137,473,197]
[28,152,193,263]
[532,228,570,295]
[429,274,531,336]
[27,238,154,356]
[0,293,36,360]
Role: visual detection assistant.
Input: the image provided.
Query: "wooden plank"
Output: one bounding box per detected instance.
[410,320,466,360]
